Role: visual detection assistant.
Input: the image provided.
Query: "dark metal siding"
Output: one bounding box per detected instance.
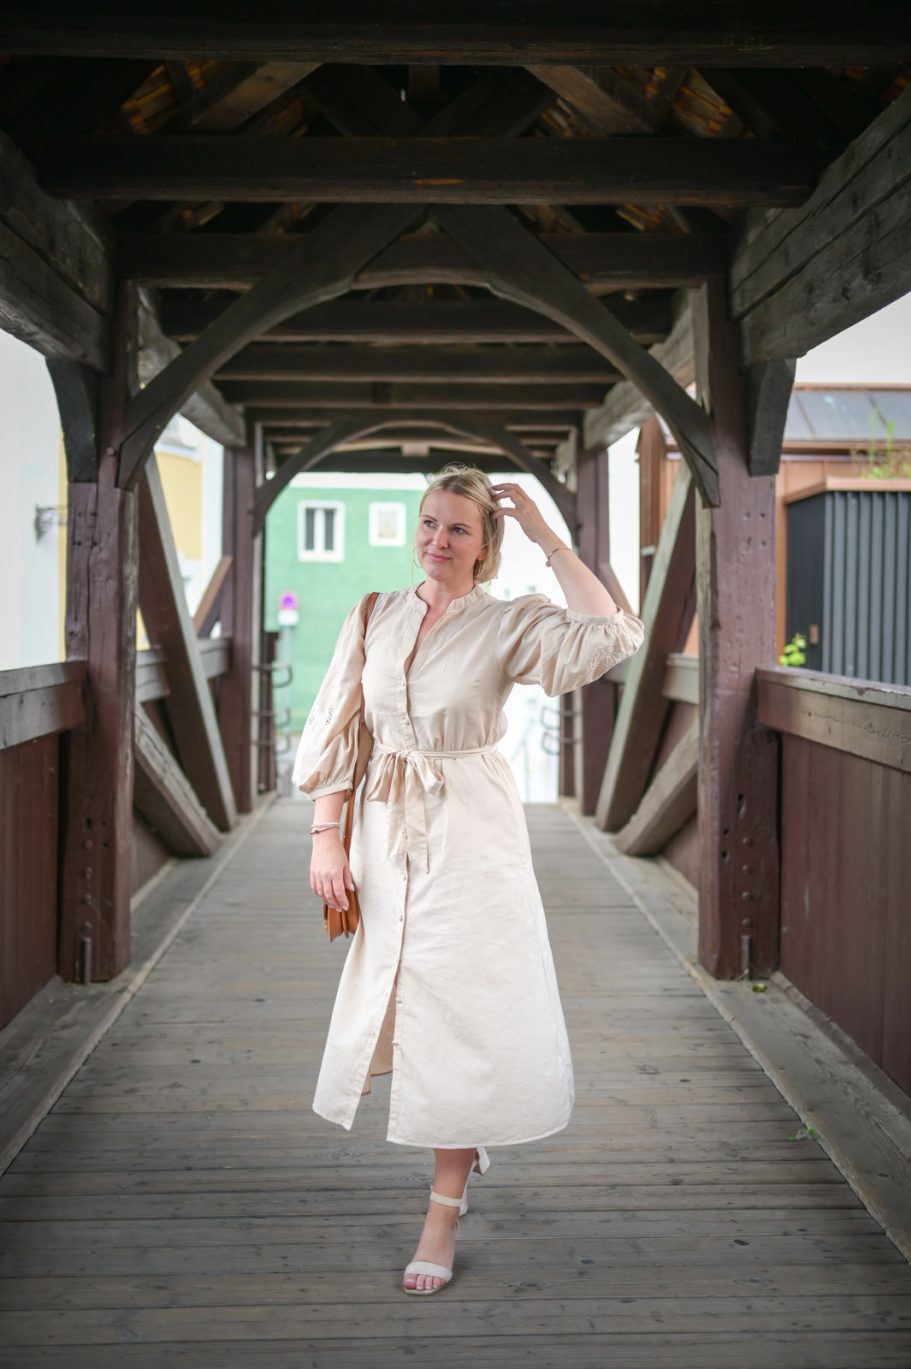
[787,489,911,685]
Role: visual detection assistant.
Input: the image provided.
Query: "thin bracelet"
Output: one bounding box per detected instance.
[310,822,341,834]
[544,543,570,567]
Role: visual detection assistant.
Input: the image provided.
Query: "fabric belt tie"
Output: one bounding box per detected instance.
[364,739,497,872]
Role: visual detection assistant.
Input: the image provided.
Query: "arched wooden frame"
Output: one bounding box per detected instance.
[251,413,575,536]
[121,71,717,503]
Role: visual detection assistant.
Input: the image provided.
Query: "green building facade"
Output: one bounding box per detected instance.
[263,474,427,733]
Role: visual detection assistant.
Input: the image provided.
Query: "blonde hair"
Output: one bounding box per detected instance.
[417,463,504,584]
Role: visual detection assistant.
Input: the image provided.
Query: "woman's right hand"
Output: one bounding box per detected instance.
[310,831,357,911]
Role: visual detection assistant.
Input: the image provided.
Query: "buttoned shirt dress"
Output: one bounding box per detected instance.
[292,580,645,1150]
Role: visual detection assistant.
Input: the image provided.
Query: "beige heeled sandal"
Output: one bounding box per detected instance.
[401,1147,492,1295]
[459,1144,491,1216]
[402,1188,462,1294]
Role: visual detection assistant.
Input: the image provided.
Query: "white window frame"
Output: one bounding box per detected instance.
[297,500,345,562]
[368,500,407,547]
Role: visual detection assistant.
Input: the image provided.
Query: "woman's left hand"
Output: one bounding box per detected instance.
[490,482,556,547]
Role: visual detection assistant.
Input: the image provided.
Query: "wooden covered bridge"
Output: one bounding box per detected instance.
[1,8,911,1364]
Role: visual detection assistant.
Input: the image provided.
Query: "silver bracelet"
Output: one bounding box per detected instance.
[544,543,570,567]
[310,822,341,834]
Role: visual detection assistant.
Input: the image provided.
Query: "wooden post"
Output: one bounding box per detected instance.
[693,281,781,979]
[58,285,138,982]
[219,434,262,813]
[573,445,616,814]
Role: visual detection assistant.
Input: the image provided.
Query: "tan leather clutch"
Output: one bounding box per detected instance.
[324,590,380,942]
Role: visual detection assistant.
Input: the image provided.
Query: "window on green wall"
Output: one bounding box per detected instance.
[369,501,406,546]
[298,501,345,562]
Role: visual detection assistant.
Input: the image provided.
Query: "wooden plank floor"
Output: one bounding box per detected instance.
[1,798,910,1368]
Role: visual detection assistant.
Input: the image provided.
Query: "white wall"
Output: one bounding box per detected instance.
[0,332,65,670]
[486,468,576,802]
[606,429,642,615]
[796,291,911,384]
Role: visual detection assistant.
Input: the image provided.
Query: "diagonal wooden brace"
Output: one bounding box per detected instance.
[432,203,719,506]
[118,201,424,490]
[138,457,238,831]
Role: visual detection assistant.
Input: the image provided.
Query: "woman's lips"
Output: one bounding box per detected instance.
[428,554,449,561]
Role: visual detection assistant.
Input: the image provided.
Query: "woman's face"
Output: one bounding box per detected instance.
[416,489,486,587]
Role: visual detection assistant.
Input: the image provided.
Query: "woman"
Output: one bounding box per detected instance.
[292,464,645,1294]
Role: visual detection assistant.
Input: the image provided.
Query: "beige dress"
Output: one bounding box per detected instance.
[292,580,645,1149]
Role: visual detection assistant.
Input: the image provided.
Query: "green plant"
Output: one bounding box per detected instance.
[850,412,911,479]
[779,632,807,667]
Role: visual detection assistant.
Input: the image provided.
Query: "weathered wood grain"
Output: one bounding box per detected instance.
[731,84,911,364]
[137,459,237,831]
[0,661,85,749]
[692,279,780,979]
[119,231,724,292]
[2,798,910,1363]
[27,135,825,205]
[133,708,221,858]
[614,721,698,856]
[3,10,906,66]
[161,297,671,346]
[597,466,696,829]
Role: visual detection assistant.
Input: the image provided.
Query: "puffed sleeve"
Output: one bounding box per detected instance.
[499,593,645,695]
[291,593,370,798]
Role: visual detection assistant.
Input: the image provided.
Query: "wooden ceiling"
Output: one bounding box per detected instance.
[1,5,909,477]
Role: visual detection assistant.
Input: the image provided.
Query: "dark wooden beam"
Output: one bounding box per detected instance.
[219,441,262,812]
[215,344,619,384]
[171,62,319,131]
[136,291,246,449]
[0,661,85,749]
[275,427,562,451]
[528,65,665,134]
[596,466,697,831]
[268,449,547,477]
[613,720,698,856]
[747,358,796,476]
[732,83,911,365]
[136,637,231,704]
[4,10,907,65]
[0,126,112,370]
[138,458,238,831]
[46,359,99,482]
[58,284,137,983]
[252,419,380,535]
[434,204,719,503]
[442,418,574,523]
[193,555,233,637]
[572,444,617,813]
[114,70,550,486]
[29,135,825,206]
[133,706,221,857]
[3,57,157,136]
[704,68,840,143]
[250,407,580,431]
[162,295,672,345]
[119,230,726,292]
[220,380,607,410]
[693,279,781,980]
[756,668,911,775]
[255,412,572,528]
[118,203,422,488]
[583,297,694,448]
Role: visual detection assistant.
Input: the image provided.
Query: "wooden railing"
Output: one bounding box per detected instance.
[0,637,245,1027]
[757,666,911,1097]
[0,663,87,1026]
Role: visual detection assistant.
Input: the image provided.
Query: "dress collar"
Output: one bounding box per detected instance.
[407,581,486,614]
